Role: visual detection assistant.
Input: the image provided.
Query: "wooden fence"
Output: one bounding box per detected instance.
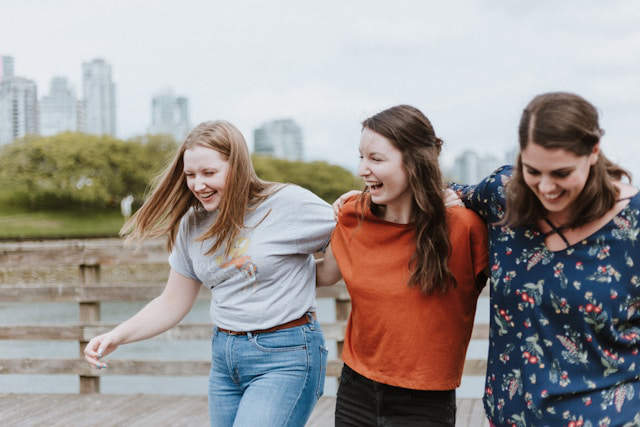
[0,238,488,394]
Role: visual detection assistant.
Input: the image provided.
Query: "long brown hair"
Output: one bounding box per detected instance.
[121,121,274,256]
[359,104,455,294]
[503,92,631,229]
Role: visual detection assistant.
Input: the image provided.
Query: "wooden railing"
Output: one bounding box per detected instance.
[0,239,488,394]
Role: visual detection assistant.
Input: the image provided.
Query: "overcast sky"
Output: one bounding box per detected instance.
[3,0,639,177]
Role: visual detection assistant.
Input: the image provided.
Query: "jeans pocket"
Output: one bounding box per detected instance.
[316,345,328,399]
[250,328,307,353]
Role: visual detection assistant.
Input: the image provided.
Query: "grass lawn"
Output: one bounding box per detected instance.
[0,206,125,240]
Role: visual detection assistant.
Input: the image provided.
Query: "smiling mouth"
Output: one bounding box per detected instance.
[542,191,564,201]
[198,190,217,200]
[368,183,383,191]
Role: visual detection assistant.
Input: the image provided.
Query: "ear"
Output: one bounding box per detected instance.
[588,143,599,166]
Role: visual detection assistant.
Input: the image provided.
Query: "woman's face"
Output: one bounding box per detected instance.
[358,128,412,213]
[183,145,230,212]
[520,142,599,224]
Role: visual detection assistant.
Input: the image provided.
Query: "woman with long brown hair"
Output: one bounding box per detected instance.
[317,104,488,426]
[84,121,335,427]
[448,92,640,425]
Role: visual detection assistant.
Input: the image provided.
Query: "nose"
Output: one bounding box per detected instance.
[357,159,370,178]
[538,175,556,193]
[193,176,207,191]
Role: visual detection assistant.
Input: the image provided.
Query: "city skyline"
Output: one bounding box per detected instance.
[1,1,639,178]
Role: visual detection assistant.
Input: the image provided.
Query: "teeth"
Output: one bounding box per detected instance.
[544,192,562,200]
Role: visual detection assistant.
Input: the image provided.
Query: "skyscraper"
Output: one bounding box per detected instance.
[81,58,116,136]
[253,119,304,161]
[148,89,190,142]
[39,77,77,136]
[0,56,38,145]
[1,56,14,81]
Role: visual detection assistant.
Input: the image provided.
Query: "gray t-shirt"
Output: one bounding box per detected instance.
[169,184,335,331]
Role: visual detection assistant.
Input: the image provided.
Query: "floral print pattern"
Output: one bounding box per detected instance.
[453,166,640,426]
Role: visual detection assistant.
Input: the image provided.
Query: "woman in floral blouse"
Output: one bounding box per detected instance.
[451,92,640,426]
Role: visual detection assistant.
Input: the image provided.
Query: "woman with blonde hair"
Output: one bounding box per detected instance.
[84,121,335,427]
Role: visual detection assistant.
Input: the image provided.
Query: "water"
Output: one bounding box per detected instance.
[0,297,489,397]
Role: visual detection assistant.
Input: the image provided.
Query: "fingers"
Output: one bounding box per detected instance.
[332,190,362,220]
[83,335,110,369]
[443,188,464,208]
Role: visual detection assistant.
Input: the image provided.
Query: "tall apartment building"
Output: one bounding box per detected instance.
[0,56,38,145]
[148,89,190,142]
[81,58,116,136]
[39,77,78,136]
[1,56,14,81]
[449,150,502,184]
[253,119,304,161]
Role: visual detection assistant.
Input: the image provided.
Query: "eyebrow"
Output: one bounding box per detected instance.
[522,163,575,173]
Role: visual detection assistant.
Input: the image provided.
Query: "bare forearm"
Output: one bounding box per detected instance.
[110,293,190,344]
[316,245,342,287]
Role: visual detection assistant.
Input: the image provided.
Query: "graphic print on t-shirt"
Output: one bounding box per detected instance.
[215,236,258,279]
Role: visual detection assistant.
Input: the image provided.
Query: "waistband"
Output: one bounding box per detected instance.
[217,312,316,336]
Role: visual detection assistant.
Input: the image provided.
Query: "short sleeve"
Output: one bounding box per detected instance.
[168,212,199,281]
[449,165,512,223]
[282,186,336,254]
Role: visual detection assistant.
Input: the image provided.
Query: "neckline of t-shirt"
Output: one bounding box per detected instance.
[535,189,640,254]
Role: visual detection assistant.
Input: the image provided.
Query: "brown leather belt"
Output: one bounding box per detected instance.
[217,312,316,336]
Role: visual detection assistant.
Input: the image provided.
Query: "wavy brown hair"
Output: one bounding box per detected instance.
[503,92,631,229]
[121,121,274,256]
[358,104,455,294]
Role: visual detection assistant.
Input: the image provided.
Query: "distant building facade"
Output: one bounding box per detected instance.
[1,56,14,81]
[81,58,116,136]
[148,89,190,142]
[0,59,39,145]
[449,150,502,184]
[253,119,304,161]
[39,77,78,136]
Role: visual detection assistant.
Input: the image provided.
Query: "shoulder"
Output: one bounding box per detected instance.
[446,206,485,229]
[268,184,327,205]
[337,195,365,227]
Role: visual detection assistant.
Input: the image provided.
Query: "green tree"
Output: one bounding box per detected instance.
[252,155,361,203]
[0,133,177,209]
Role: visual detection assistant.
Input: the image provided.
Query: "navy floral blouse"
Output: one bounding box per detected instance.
[453,166,640,427]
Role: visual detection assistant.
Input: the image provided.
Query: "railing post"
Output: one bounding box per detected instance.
[79,262,101,394]
[335,295,351,358]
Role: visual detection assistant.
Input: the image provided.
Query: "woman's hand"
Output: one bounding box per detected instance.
[443,188,464,208]
[84,331,121,369]
[332,190,362,220]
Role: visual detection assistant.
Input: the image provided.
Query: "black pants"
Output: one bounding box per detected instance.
[334,364,456,427]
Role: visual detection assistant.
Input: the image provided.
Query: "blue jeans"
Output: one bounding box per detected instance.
[208,314,328,427]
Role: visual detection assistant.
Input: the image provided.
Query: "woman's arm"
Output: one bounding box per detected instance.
[449,165,513,223]
[316,244,342,287]
[83,268,201,368]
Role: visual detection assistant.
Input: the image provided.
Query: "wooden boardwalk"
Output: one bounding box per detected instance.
[0,394,488,426]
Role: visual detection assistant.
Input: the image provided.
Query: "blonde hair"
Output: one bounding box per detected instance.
[121,120,274,256]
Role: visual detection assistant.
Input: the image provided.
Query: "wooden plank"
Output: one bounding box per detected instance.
[0,320,349,342]
[456,398,490,426]
[0,284,209,302]
[0,394,487,427]
[0,357,489,378]
[0,325,82,340]
[0,239,168,268]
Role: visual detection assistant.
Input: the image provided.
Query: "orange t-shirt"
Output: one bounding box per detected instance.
[331,197,488,390]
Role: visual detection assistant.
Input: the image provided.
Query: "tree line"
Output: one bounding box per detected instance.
[0,133,361,210]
